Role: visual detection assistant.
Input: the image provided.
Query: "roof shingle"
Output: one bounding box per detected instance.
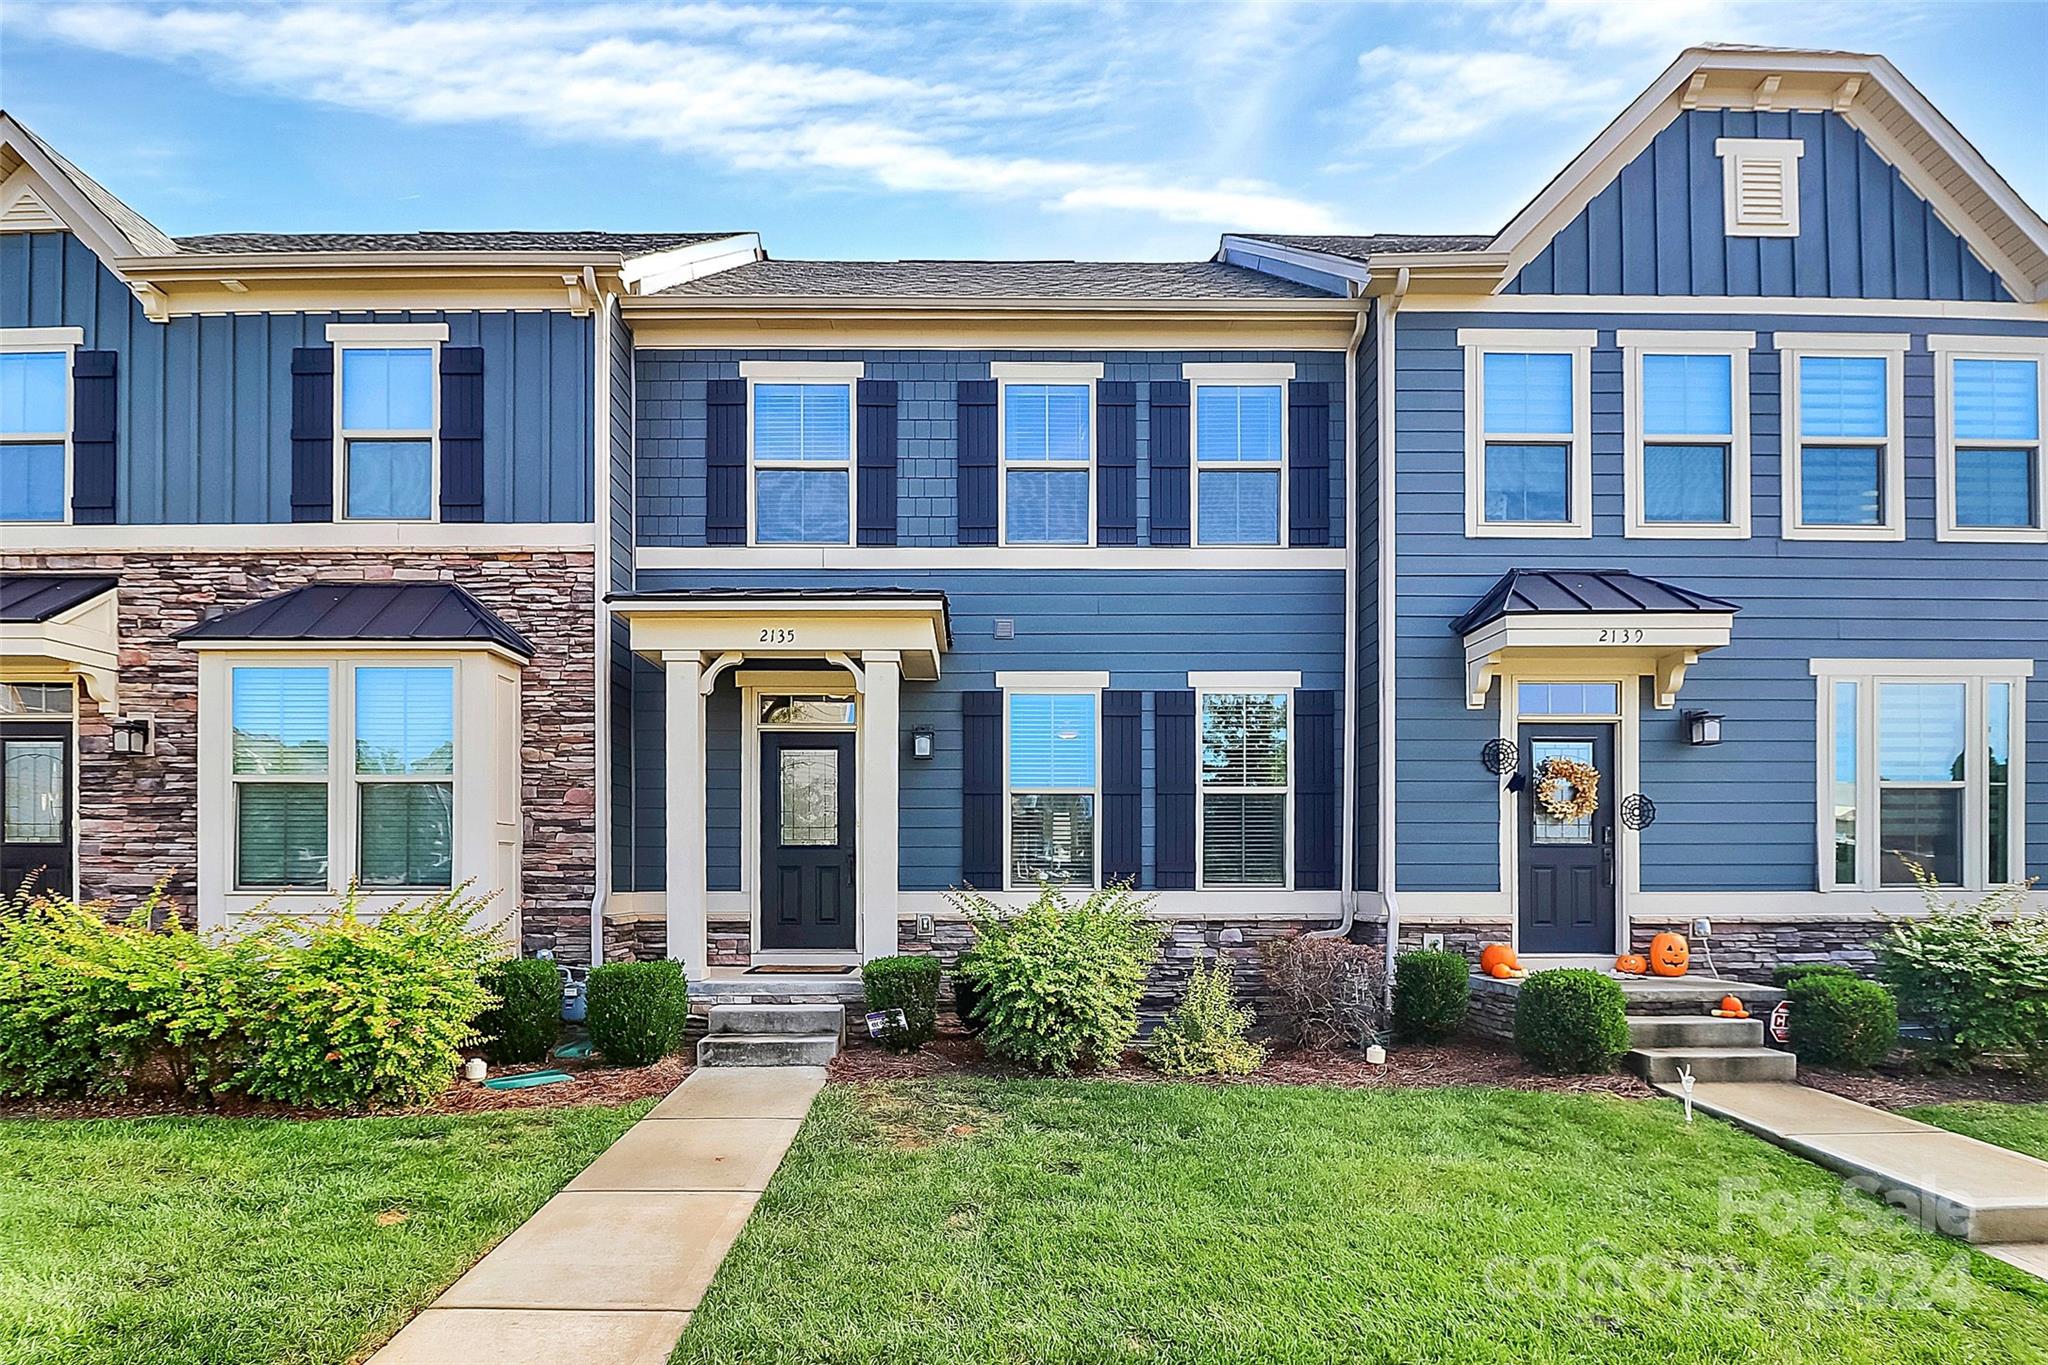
[170,230,742,258]
[1236,233,1497,263]
[654,258,1342,300]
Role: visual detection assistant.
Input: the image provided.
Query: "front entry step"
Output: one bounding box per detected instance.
[706,1004,846,1039]
[1627,1045,1797,1084]
[696,1004,844,1067]
[1625,1014,1765,1048]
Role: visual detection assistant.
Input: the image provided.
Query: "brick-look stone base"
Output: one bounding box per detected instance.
[1629,918,1886,984]
[6,550,598,961]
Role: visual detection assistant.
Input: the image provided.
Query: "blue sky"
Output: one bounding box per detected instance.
[4,1,2043,261]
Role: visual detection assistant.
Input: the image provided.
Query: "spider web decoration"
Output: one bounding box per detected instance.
[1480,738,1518,775]
[1619,793,1657,830]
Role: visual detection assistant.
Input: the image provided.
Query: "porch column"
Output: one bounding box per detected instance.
[662,651,709,980]
[858,651,902,962]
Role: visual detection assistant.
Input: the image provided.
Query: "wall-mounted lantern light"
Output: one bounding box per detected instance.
[910,725,935,761]
[111,715,154,756]
[1683,710,1724,747]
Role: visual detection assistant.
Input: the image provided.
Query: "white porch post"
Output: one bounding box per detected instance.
[858,651,902,962]
[663,651,709,980]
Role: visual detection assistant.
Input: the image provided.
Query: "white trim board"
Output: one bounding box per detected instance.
[634,546,1346,570]
[1187,671,1301,689]
[1400,294,2048,320]
[2,522,597,551]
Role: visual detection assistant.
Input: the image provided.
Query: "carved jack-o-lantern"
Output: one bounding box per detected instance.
[1648,932,1690,977]
[1613,954,1648,976]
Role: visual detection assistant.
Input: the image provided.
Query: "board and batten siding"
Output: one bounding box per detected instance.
[1393,310,2048,895]
[0,231,595,523]
[612,568,1345,892]
[633,348,1346,548]
[1506,110,2015,302]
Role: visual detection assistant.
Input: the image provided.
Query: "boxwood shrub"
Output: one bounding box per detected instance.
[1392,950,1470,1042]
[1513,969,1630,1074]
[1788,974,1898,1069]
[477,957,563,1063]
[586,960,691,1066]
[1772,962,1859,989]
[862,955,941,1052]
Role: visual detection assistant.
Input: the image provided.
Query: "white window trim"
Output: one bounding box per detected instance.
[1618,330,1755,539]
[995,671,1108,690]
[331,325,443,524]
[1810,658,2031,894]
[0,329,78,526]
[1777,333,1909,543]
[745,367,862,548]
[1714,137,1805,238]
[997,373,1096,548]
[1187,670,1301,690]
[1187,367,1290,548]
[1929,334,2048,544]
[1001,684,1102,893]
[1194,685,1294,891]
[1458,328,1595,539]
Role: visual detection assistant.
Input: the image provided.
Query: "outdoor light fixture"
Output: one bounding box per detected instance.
[911,725,935,760]
[110,716,154,756]
[1683,710,1724,747]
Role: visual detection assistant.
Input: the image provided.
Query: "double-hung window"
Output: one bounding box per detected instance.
[1779,334,1907,541]
[1196,686,1291,888]
[997,364,1095,545]
[231,667,332,888]
[749,375,853,545]
[1621,331,1753,536]
[0,331,74,524]
[1815,660,2029,892]
[1459,330,1593,537]
[331,323,443,521]
[354,667,456,888]
[1005,689,1099,888]
[1189,364,1288,545]
[1931,337,2048,542]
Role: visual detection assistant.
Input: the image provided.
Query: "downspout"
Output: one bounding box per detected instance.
[1310,288,1373,941]
[1378,271,1409,997]
[588,292,615,968]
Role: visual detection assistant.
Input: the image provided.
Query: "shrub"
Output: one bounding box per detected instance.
[586,960,691,1066]
[1259,936,1386,1049]
[1392,950,1470,1042]
[236,890,501,1109]
[1772,961,1860,989]
[952,881,1161,1073]
[476,957,563,1064]
[1147,959,1265,1076]
[1513,969,1630,1074]
[1788,974,1898,1069]
[862,955,941,1052]
[1877,867,2047,1077]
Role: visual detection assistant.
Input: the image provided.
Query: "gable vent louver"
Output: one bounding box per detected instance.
[0,185,66,232]
[1715,137,1804,238]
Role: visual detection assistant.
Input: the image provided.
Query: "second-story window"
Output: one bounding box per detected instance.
[1933,338,2046,542]
[1194,383,1283,544]
[1002,383,1091,544]
[1459,330,1593,538]
[1622,331,1754,538]
[339,346,435,520]
[1779,333,1906,541]
[0,346,69,523]
[752,382,852,544]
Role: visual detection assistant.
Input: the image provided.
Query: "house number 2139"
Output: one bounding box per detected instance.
[1598,627,1645,644]
[759,628,797,644]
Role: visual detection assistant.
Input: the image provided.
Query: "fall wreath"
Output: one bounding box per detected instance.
[1534,755,1601,822]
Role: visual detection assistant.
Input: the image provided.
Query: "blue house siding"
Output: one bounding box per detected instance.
[1506,110,2014,302]
[634,348,1346,548]
[0,231,595,523]
[1392,309,2048,895]
[618,567,1344,891]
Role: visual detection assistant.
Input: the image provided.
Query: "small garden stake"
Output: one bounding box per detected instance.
[1678,1064,1696,1123]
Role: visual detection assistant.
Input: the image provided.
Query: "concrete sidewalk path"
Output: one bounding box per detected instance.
[370,1066,827,1365]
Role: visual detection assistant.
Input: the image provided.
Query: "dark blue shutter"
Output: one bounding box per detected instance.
[438,346,485,522]
[1287,381,1331,546]
[1102,690,1143,884]
[1294,689,1338,889]
[956,379,998,544]
[1096,380,1137,545]
[1154,689,1195,888]
[962,690,1004,887]
[290,347,334,522]
[1148,380,1190,546]
[69,351,117,524]
[705,378,746,544]
[856,379,898,546]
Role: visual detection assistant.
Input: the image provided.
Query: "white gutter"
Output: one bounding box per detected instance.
[1378,272,1409,997]
[589,293,615,967]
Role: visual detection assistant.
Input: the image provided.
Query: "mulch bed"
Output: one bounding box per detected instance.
[830,1033,1658,1099]
[1797,1064,2046,1109]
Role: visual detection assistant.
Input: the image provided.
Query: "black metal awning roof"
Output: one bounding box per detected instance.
[0,574,118,622]
[175,582,535,657]
[1450,568,1741,636]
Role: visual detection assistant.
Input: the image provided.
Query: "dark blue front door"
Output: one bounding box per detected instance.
[759,732,856,951]
[1517,723,1616,955]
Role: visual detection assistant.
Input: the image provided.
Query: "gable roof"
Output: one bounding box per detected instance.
[653,257,1342,300]
[175,582,535,658]
[170,230,740,260]
[0,111,177,261]
[1228,234,1495,264]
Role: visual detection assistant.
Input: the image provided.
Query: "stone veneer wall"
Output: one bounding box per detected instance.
[5,550,598,961]
[1628,918,1886,984]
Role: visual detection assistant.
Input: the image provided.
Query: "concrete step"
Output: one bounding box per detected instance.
[696,1032,840,1068]
[705,1004,845,1039]
[1626,1014,1766,1048]
[1627,1046,1797,1084]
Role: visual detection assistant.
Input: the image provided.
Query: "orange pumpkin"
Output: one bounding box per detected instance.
[1614,954,1648,975]
[1479,943,1520,976]
[1648,932,1690,977]
[1712,994,1749,1019]
[1488,962,1524,980]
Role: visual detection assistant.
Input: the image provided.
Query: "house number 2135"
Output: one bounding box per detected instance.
[1598,627,1645,644]
[758,628,797,644]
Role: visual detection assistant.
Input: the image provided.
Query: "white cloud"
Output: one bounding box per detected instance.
[1353,47,1626,150]
[17,0,1347,235]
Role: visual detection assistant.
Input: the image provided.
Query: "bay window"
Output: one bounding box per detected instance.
[1932,337,2048,542]
[1005,690,1098,888]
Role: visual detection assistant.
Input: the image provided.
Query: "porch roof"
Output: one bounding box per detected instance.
[173,582,535,659]
[0,573,121,712]
[1450,568,1741,636]
[610,587,951,681]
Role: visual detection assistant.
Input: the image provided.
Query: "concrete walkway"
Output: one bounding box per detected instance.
[1666,1081,2048,1277]
[370,1066,827,1365]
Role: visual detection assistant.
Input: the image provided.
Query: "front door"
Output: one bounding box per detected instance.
[759,731,856,951]
[1517,723,1616,955]
[2,722,72,902]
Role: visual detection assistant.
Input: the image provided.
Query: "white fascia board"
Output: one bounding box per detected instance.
[326,321,450,343]
[620,234,764,295]
[1217,236,1373,286]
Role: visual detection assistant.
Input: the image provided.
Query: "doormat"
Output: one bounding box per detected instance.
[745,964,855,975]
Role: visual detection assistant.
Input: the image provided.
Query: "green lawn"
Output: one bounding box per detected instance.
[676,1079,2048,1365]
[1907,1101,2048,1162]
[0,1103,652,1365]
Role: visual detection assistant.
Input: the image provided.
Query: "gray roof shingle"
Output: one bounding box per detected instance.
[1450,569,1741,636]
[175,582,535,657]
[170,230,742,258]
[1236,233,1497,262]
[654,258,1342,300]
[0,574,118,623]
